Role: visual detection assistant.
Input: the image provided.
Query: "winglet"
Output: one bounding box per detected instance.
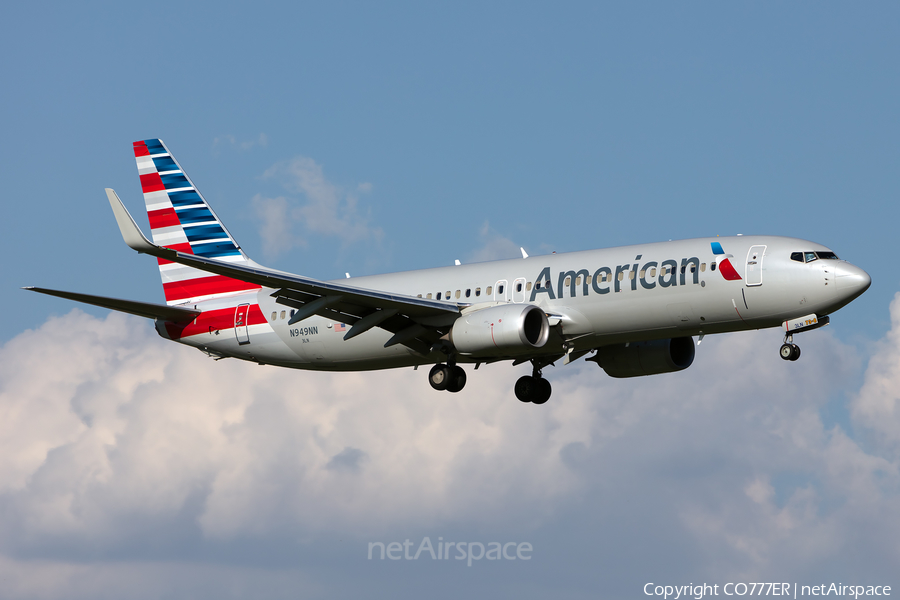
[106,188,156,253]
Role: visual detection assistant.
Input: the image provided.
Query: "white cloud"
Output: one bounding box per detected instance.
[251,194,298,256]
[254,157,383,257]
[0,306,898,597]
[853,291,900,457]
[467,221,523,263]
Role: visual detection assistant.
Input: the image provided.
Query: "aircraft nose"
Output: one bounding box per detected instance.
[835,262,871,299]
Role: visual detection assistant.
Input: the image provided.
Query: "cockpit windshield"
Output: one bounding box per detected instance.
[791,250,839,263]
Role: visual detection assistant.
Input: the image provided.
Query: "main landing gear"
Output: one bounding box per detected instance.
[779,334,801,362]
[427,357,553,404]
[515,367,552,405]
[429,363,467,393]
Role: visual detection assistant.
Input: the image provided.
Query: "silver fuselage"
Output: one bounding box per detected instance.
[159,235,870,371]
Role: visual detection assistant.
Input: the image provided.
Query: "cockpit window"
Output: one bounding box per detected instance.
[804,252,818,263]
[790,252,804,262]
[816,251,839,260]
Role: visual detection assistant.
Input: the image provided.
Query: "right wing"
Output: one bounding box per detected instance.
[107,189,461,354]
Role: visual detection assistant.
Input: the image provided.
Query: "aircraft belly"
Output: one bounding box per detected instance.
[173,324,303,364]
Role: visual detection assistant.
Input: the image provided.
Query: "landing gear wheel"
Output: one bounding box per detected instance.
[447,366,467,393]
[515,376,536,403]
[515,375,552,404]
[789,344,801,361]
[429,364,452,391]
[532,378,552,405]
[780,343,794,361]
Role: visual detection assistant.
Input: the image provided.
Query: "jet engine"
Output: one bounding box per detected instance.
[450,304,550,357]
[591,337,695,378]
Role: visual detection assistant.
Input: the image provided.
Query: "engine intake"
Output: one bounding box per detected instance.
[592,337,695,378]
[451,304,549,357]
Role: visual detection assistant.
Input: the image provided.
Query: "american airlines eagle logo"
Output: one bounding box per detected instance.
[710,242,742,281]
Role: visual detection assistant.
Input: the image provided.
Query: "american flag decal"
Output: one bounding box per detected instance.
[334,323,347,332]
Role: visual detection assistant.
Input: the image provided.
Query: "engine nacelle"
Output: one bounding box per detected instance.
[592,337,695,378]
[450,304,549,357]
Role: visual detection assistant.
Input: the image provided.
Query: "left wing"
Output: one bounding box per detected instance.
[107,189,460,354]
[24,287,201,322]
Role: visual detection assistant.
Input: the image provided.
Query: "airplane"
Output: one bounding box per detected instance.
[27,139,872,405]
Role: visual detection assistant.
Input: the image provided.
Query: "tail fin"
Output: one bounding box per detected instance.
[133,139,261,305]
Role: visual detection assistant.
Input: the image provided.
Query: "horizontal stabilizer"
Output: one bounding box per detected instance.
[24,287,201,322]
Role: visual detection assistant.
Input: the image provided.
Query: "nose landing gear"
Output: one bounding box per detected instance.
[779,333,801,361]
[780,342,801,361]
[779,314,829,362]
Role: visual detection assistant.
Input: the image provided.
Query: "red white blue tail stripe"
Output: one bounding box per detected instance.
[134,139,261,305]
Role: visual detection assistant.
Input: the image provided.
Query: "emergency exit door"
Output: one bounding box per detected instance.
[234,303,250,344]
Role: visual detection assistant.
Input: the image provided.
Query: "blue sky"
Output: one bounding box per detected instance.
[1,3,899,599]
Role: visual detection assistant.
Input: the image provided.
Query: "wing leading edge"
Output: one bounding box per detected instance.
[105,189,460,353]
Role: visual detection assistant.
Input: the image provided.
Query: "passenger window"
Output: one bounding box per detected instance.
[427,293,433,299]
[639,269,646,278]
[711,263,717,272]
[617,272,624,281]
[487,286,493,295]
[436,292,442,300]
[290,310,295,318]
[498,285,504,295]
[700,263,706,272]
[281,310,286,320]
[446,290,451,299]
[805,252,818,263]
[791,252,804,262]
[475,287,481,297]
[455,290,461,299]
[650,267,657,277]
[271,312,277,321]
[587,275,593,284]
[535,281,541,289]
[575,276,582,286]
[417,294,422,298]
[690,265,696,273]
[565,277,571,286]
[629,271,635,280]
[526,282,532,291]
[516,282,522,292]
[465,289,471,298]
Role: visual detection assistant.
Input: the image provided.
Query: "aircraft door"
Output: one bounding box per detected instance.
[745,245,766,286]
[235,303,250,345]
[495,280,509,302]
[512,277,526,303]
